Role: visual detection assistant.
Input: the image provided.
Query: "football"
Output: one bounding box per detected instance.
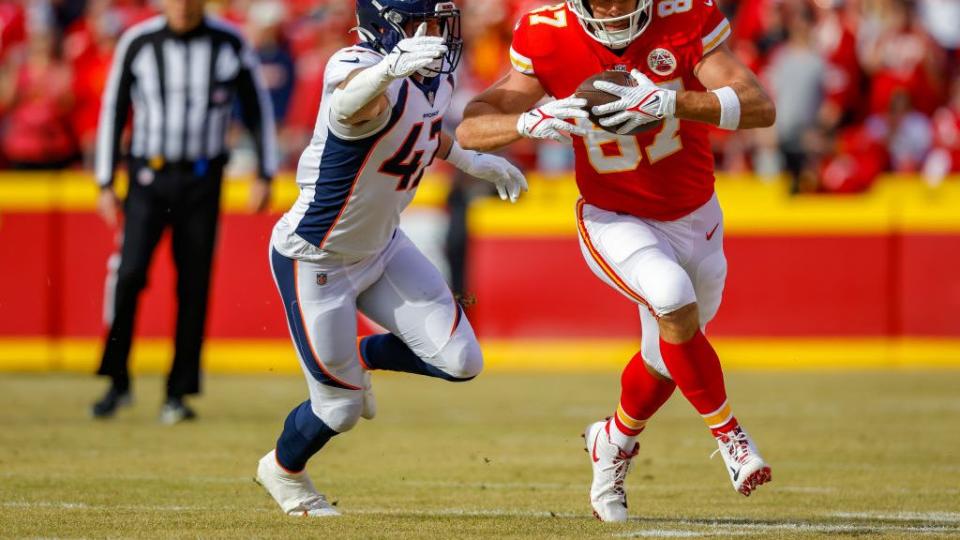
[575,70,663,136]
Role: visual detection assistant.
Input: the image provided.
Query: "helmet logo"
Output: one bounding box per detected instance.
[647,48,676,76]
[387,11,404,24]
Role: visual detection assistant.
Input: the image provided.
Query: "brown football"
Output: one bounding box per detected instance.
[575,70,663,136]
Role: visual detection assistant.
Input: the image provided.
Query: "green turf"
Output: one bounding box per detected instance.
[1,370,958,539]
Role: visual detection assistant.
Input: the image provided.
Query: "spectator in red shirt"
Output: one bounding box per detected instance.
[814,0,864,129]
[65,0,126,164]
[0,1,26,65]
[861,0,946,116]
[0,29,78,169]
[924,76,960,184]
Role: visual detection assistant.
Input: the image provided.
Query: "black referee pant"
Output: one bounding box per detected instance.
[98,156,225,398]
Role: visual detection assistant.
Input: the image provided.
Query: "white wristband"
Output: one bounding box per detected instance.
[711,86,741,130]
[444,140,474,172]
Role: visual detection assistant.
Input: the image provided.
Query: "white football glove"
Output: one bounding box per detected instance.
[383,23,448,79]
[592,69,677,135]
[447,142,528,203]
[517,96,589,142]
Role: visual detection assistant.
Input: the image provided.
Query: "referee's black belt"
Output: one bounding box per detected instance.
[131,154,228,175]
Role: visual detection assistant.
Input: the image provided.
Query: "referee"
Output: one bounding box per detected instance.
[92,0,277,424]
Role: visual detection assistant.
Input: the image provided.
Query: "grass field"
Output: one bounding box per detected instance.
[1,370,958,539]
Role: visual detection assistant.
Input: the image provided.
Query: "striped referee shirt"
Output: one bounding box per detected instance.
[95,15,278,187]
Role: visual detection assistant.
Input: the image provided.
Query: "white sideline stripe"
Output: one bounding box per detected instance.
[830,511,960,523]
[6,500,960,537]
[617,522,960,537]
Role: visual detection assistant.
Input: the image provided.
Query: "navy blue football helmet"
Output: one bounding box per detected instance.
[356,0,463,76]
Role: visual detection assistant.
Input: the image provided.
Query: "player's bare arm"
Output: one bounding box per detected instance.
[457,69,588,152]
[684,41,775,129]
[456,69,543,150]
[593,42,775,135]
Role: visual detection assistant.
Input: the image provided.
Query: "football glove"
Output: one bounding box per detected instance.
[383,23,448,80]
[592,69,677,135]
[447,143,528,203]
[517,96,589,142]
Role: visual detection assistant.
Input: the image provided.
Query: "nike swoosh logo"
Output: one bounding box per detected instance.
[706,222,720,241]
[730,466,740,481]
[592,434,600,463]
[340,58,361,64]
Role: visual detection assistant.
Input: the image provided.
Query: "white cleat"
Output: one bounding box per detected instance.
[360,371,376,420]
[255,450,340,517]
[713,425,772,497]
[583,419,638,522]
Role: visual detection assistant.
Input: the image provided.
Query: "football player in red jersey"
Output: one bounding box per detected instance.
[456,0,776,521]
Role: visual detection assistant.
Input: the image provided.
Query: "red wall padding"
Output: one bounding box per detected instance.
[468,235,893,338]
[1,210,958,340]
[897,234,960,336]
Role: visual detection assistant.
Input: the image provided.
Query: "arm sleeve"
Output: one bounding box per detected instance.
[324,47,401,140]
[323,47,385,92]
[509,16,536,76]
[701,2,732,56]
[94,31,137,188]
[236,40,279,182]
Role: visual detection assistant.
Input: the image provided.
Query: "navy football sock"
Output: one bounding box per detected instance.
[359,333,473,382]
[275,400,338,472]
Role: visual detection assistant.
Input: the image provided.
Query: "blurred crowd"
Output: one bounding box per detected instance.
[1,0,960,192]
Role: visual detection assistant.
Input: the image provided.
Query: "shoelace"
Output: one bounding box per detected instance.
[300,494,332,510]
[710,428,751,464]
[610,454,631,498]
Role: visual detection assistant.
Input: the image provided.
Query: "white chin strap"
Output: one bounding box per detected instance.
[566,0,651,49]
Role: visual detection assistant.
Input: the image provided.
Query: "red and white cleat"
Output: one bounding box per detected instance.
[713,425,772,496]
[583,419,639,522]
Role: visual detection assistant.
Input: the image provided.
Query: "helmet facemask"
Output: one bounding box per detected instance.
[357,1,463,77]
[566,0,653,49]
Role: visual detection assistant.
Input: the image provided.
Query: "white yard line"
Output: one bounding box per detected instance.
[618,522,960,537]
[5,499,960,538]
[0,501,201,512]
[830,511,960,523]
[0,472,249,484]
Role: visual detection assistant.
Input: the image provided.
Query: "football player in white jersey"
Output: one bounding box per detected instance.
[255,0,527,517]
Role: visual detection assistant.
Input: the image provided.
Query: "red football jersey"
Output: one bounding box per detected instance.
[510,1,730,220]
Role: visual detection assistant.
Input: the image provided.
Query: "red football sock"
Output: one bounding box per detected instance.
[612,351,676,440]
[659,330,738,435]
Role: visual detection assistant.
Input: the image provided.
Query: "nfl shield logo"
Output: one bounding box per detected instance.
[316,273,328,286]
[647,48,677,76]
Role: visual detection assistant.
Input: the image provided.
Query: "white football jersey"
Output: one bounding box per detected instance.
[272,45,455,263]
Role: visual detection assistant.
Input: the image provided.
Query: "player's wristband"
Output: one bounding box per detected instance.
[444,140,474,172]
[710,86,740,130]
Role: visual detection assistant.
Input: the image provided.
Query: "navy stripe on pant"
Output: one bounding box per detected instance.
[270,248,357,390]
